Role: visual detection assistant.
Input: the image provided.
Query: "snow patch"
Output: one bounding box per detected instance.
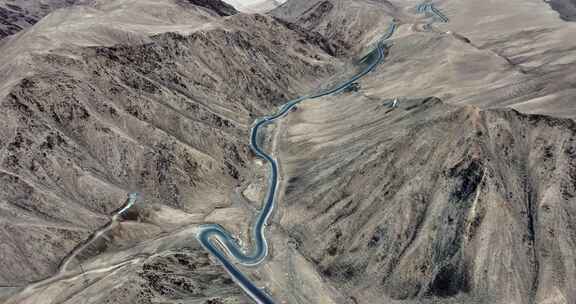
[222,0,286,13]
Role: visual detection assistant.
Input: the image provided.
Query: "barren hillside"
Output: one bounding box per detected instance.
[0,0,345,293]
[1,0,575,303]
[0,0,94,40]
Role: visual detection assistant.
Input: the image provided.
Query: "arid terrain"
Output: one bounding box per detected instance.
[0,0,95,39]
[0,0,575,303]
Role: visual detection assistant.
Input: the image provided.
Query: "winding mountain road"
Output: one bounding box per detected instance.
[58,192,139,275]
[196,23,395,304]
[196,2,448,303]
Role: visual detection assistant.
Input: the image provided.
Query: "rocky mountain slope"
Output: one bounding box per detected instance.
[0,0,242,41]
[259,1,576,303]
[0,0,94,40]
[274,0,576,119]
[274,93,576,304]
[1,0,576,303]
[6,225,252,304]
[0,0,347,293]
[272,0,397,54]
